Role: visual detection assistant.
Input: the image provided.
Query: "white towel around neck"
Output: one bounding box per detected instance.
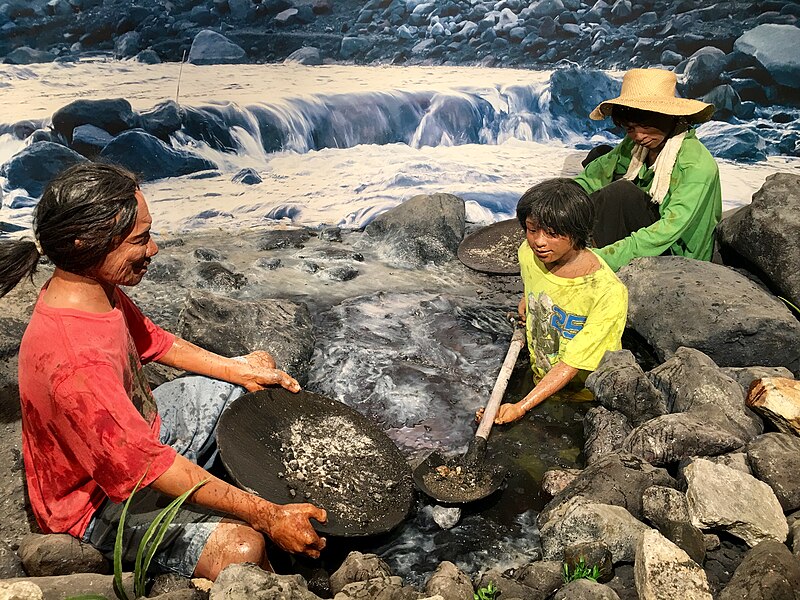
[622,130,686,205]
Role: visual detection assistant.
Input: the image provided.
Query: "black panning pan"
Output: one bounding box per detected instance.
[413,326,526,504]
[457,218,525,274]
[216,388,414,537]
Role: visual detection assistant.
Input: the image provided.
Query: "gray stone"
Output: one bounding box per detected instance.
[340,36,371,59]
[564,541,613,583]
[336,576,417,599]
[365,193,465,267]
[188,30,246,65]
[540,498,652,562]
[424,561,472,600]
[538,453,676,528]
[285,46,322,65]
[703,452,751,474]
[701,84,740,121]
[696,121,767,162]
[0,573,134,599]
[747,433,800,512]
[648,347,763,441]
[717,173,800,312]
[4,46,56,64]
[554,579,620,599]
[51,98,138,143]
[17,534,109,576]
[619,257,800,375]
[430,506,461,530]
[717,540,800,600]
[685,458,788,546]
[232,167,262,185]
[71,124,113,158]
[657,519,707,566]
[514,560,563,598]
[0,141,87,197]
[642,486,691,525]
[275,7,299,25]
[681,47,727,97]
[139,100,182,141]
[228,0,253,20]
[531,0,565,18]
[734,24,800,89]
[177,289,314,385]
[622,409,746,466]
[583,407,632,465]
[586,350,668,426]
[634,529,712,600]
[330,551,392,596]
[476,569,538,600]
[114,31,141,58]
[210,563,319,599]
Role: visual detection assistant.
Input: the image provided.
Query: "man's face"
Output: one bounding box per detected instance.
[89,190,158,287]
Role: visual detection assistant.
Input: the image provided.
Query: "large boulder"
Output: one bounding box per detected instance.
[685,458,788,547]
[746,433,800,512]
[717,540,800,600]
[681,47,727,97]
[548,67,619,136]
[210,563,319,599]
[537,453,676,528]
[51,98,138,143]
[634,530,712,600]
[734,24,800,89]
[696,122,767,162]
[618,257,800,375]
[648,347,763,441]
[364,193,465,266]
[4,46,56,64]
[188,30,247,65]
[583,406,632,465]
[98,129,217,181]
[717,172,800,309]
[329,552,392,596]
[17,534,109,576]
[138,100,183,141]
[0,142,87,197]
[176,290,314,385]
[585,350,668,426]
[423,561,473,600]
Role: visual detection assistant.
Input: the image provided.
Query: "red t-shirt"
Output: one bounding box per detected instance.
[18,285,178,538]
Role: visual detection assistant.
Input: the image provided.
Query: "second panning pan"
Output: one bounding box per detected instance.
[457,218,524,274]
[216,388,414,537]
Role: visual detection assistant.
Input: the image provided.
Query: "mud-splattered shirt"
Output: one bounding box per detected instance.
[18,286,177,538]
[518,242,627,384]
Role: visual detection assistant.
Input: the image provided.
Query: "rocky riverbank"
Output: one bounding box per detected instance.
[0,174,799,597]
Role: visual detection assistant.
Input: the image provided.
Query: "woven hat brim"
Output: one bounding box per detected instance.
[589,97,715,123]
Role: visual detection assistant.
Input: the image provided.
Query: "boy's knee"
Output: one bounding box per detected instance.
[196,523,266,579]
[221,526,266,564]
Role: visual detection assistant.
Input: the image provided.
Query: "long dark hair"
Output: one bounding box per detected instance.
[0,162,139,298]
[516,178,594,249]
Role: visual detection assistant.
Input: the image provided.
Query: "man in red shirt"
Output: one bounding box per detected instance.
[3,163,326,580]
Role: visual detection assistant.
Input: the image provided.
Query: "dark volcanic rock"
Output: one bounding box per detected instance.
[717,540,800,600]
[734,24,800,89]
[648,347,763,441]
[257,229,312,250]
[365,193,465,266]
[71,124,113,158]
[51,98,138,144]
[194,261,247,291]
[232,167,262,185]
[177,289,314,384]
[586,350,668,426]
[697,121,767,162]
[4,46,56,64]
[139,100,183,141]
[618,257,800,376]
[717,172,800,310]
[583,406,632,465]
[0,141,87,197]
[548,67,619,136]
[537,452,676,528]
[99,129,217,181]
[284,46,322,65]
[746,433,800,512]
[680,46,727,97]
[721,366,795,393]
[0,539,25,578]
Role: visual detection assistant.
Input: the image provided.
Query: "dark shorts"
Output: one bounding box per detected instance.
[82,376,246,577]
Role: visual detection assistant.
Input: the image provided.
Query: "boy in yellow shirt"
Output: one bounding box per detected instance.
[493,178,628,423]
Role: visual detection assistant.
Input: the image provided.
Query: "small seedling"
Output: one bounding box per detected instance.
[562,557,601,583]
[779,296,800,316]
[474,581,498,600]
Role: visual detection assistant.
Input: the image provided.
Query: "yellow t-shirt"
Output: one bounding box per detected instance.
[518,241,628,383]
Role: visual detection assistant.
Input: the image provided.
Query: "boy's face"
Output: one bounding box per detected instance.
[524,218,578,265]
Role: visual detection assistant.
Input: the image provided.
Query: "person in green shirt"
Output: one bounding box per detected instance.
[574,68,722,272]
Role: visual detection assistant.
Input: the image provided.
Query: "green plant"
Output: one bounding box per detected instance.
[113,475,208,600]
[562,557,601,584]
[474,581,497,600]
[779,296,800,316]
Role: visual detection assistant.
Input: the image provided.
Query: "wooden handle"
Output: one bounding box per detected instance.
[475,327,526,440]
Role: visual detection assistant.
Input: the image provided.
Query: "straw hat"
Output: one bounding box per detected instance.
[589,68,715,123]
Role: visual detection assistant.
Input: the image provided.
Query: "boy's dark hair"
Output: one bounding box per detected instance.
[516,178,594,249]
[0,162,139,297]
[611,105,680,134]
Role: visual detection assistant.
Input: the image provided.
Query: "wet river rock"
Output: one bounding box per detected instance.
[617,257,800,376]
[177,289,314,384]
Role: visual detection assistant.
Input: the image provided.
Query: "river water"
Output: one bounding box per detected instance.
[1,58,799,584]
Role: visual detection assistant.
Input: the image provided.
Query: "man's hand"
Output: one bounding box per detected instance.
[257,502,328,559]
[236,351,300,393]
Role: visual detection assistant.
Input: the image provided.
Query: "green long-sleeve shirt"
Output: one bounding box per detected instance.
[574,129,722,272]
